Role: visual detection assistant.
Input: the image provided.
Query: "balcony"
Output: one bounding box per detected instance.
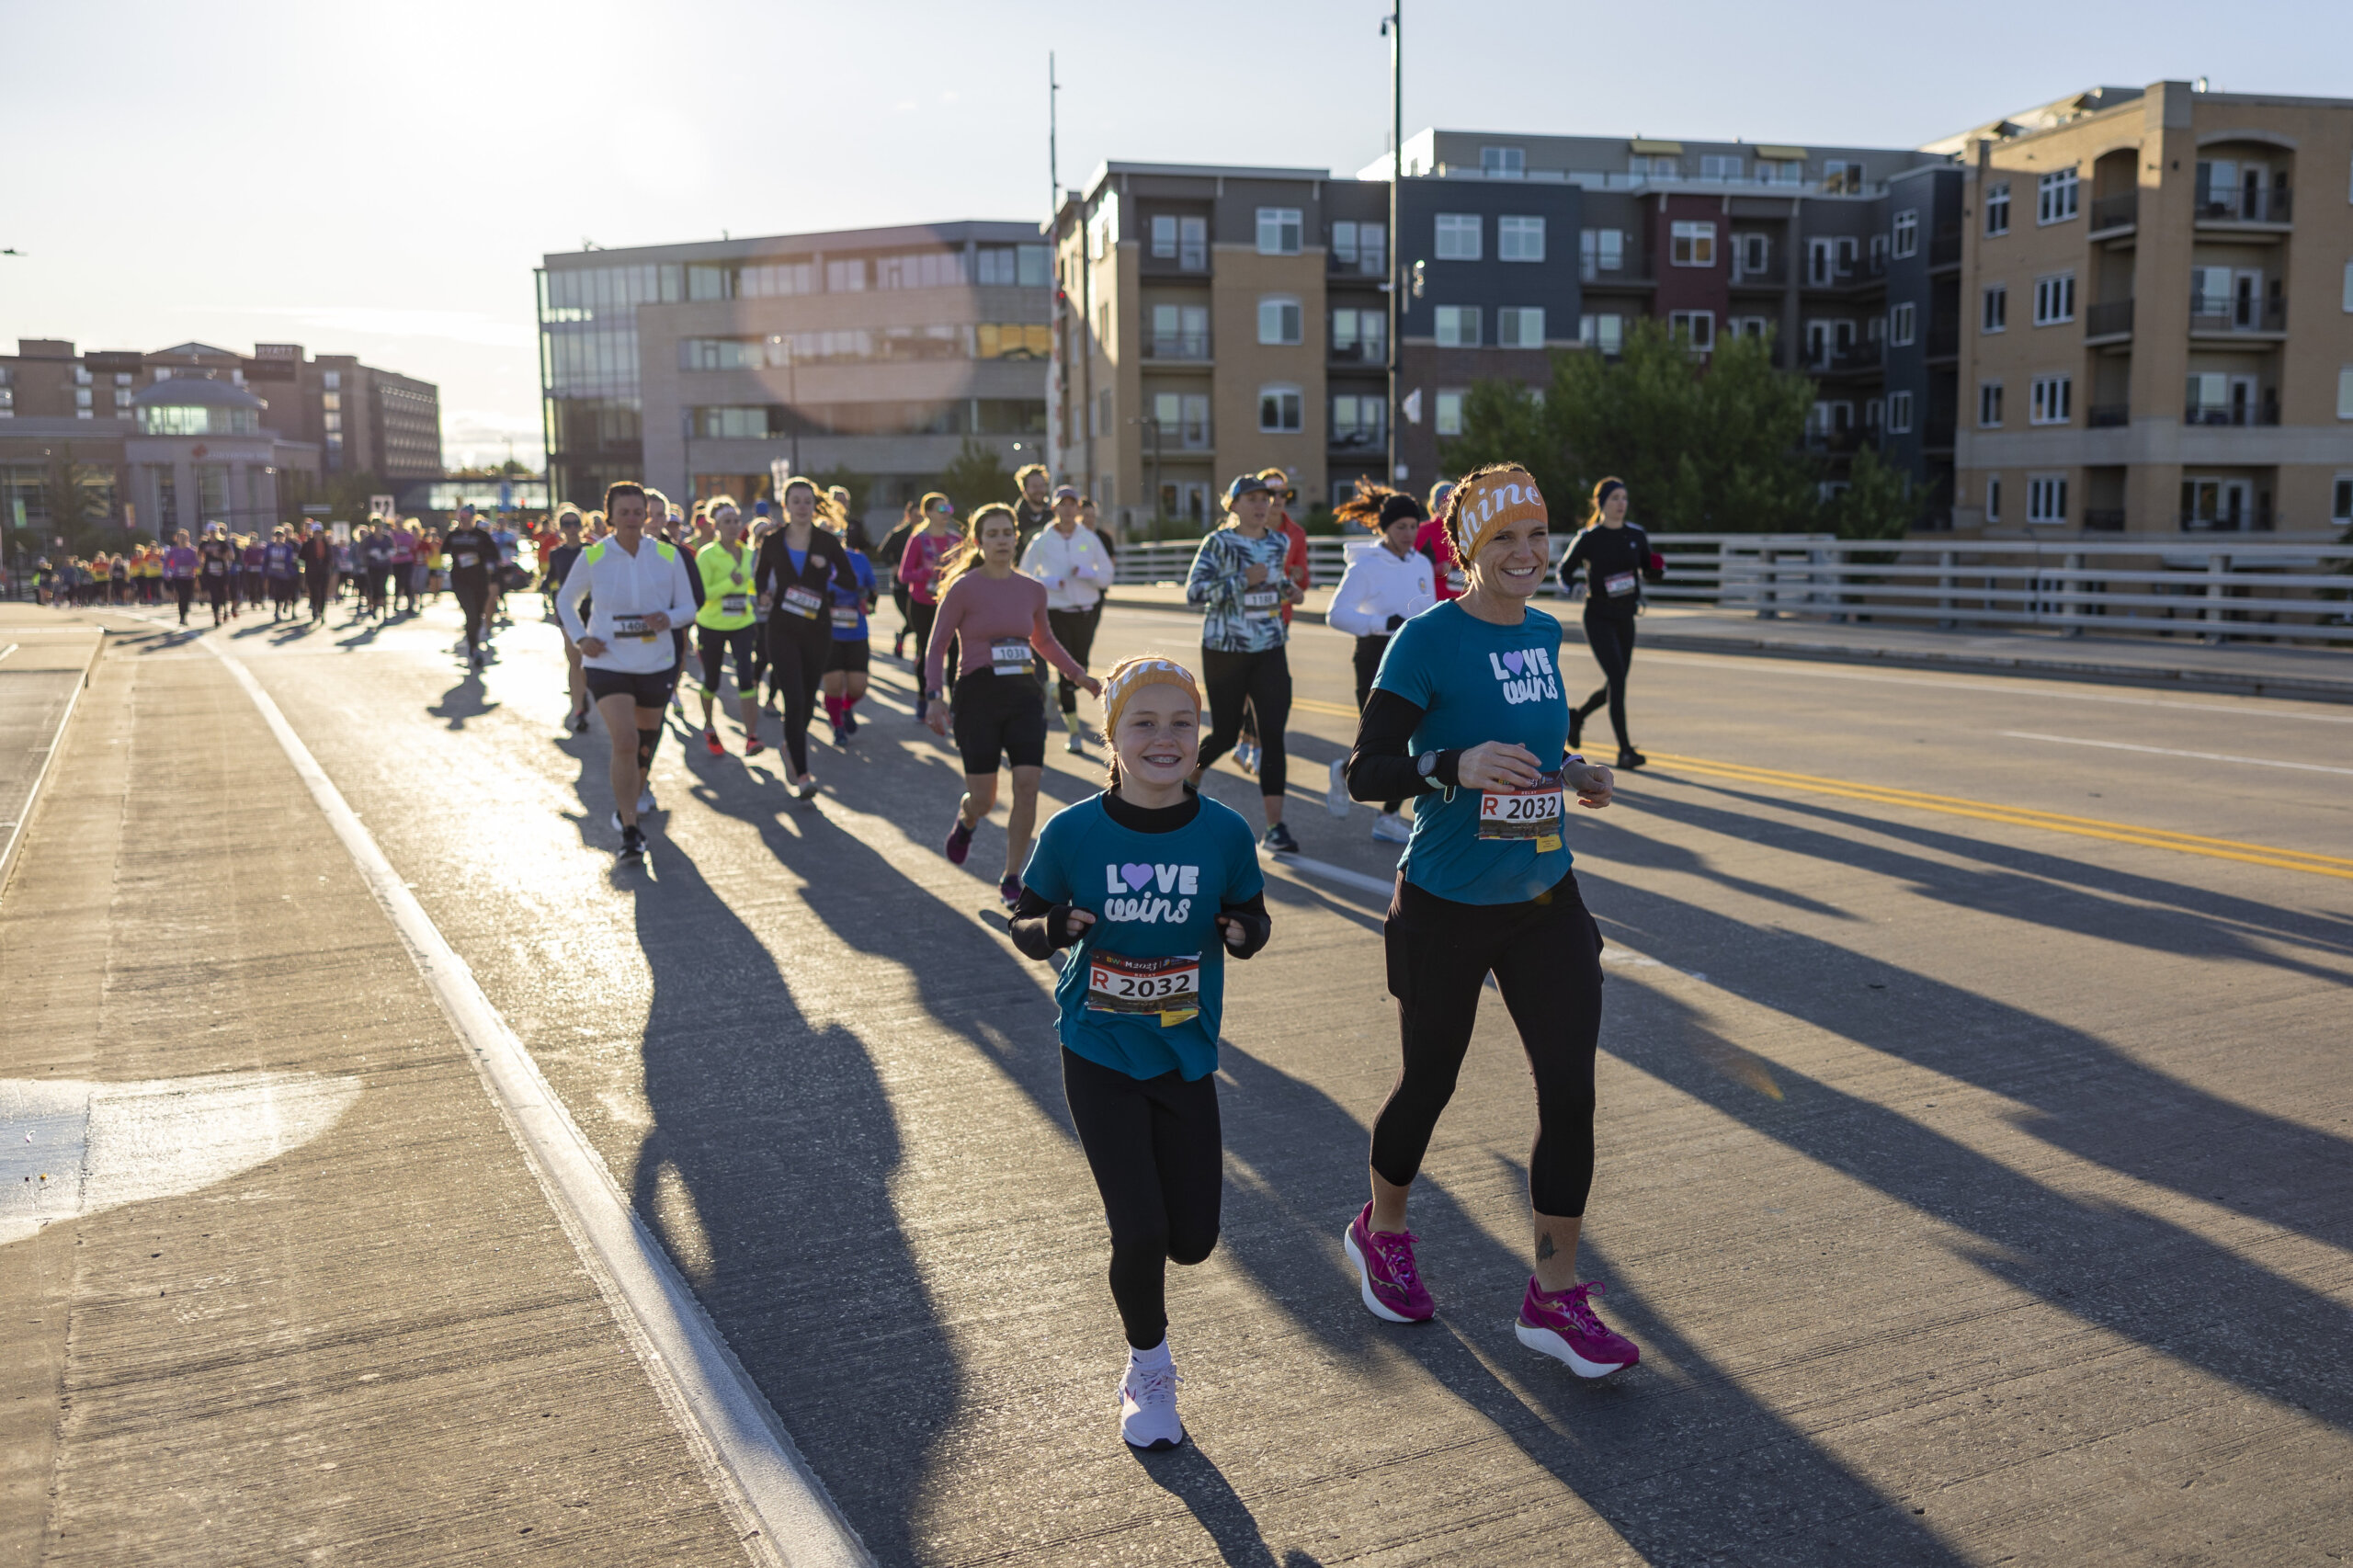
[2184,395,2281,427]
[2084,299,2134,344]
[1925,324,1960,360]
[1928,227,1962,267]
[1141,247,1211,277]
[2193,184,2291,225]
[2188,295,2286,337]
[1579,262,1653,287]
[1806,340,1884,375]
[1328,339,1387,367]
[1802,256,1888,290]
[1329,426,1386,454]
[1327,254,1387,280]
[2180,505,2275,533]
[1144,334,1211,361]
[2086,403,2131,428]
[2083,508,2127,532]
[2088,191,2139,235]
[1802,427,1877,455]
[1729,260,1787,287]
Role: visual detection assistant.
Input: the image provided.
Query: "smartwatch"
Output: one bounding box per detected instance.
[1415,750,1442,779]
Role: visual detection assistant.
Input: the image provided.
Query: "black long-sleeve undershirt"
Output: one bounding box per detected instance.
[1008,790,1271,961]
[1345,688,1460,806]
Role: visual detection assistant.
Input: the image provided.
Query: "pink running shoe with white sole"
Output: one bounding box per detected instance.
[1516,1278,1640,1377]
[1343,1201,1435,1323]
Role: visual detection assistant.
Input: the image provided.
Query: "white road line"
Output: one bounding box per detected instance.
[202,642,871,1568]
[0,639,97,903]
[0,643,18,663]
[1266,850,1395,900]
[1998,730,2353,776]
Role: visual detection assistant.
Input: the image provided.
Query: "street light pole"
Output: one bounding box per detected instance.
[1130,415,1163,535]
[1382,3,1403,485]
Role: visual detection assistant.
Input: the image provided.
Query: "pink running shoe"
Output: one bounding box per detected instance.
[945,816,973,865]
[1344,1201,1435,1323]
[1516,1278,1640,1378]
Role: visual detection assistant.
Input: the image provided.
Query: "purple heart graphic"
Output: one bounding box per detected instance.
[1120,862,1154,891]
[1501,651,1526,676]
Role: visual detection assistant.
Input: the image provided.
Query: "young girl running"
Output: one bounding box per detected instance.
[1341,464,1642,1380]
[1007,655,1272,1449]
[822,517,879,744]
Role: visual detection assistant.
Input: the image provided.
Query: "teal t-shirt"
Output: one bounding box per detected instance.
[1373,599,1574,905]
[1020,794,1266,1081]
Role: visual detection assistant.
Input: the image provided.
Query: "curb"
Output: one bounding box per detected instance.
[0,631,108,905]
[1103,594,2353,707]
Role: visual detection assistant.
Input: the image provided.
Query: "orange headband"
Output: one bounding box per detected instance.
[1454,470,1549,561]
[1100,656,1201,737]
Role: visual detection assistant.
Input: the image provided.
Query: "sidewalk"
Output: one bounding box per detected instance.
[1106,585,2353,703]
[0,622,751,1566]
[0,608,105,898]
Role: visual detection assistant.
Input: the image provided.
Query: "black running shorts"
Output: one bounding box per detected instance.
[585,665,676,707]
[950,668,1046,775]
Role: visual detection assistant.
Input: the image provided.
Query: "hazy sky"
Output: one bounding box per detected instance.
[5,0,2344,468]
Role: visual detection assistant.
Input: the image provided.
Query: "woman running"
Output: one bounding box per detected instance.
[1324,482,1434,842]
[1183,473,1302,855]
[1555,477,1662,770]
[1340,464,1641,1380]
[923,503,1100,908]
[1007,654,1271,1449]
[542,509,591,733]
[197,526,236,626]
[896,492,961,687]
[692,496,766,757]
[822,516,879,744]
[754,478,858,800]
[877,500,919,661]
[1019,483,1114,754]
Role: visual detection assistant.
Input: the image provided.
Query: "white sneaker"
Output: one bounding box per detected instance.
[1371,811,1412,844]
[1234,740,1259,776]
[1064,732,1086,754]
[1117,1357,1185,1450]
[637,787,657,813]
[1325,757,1350,819]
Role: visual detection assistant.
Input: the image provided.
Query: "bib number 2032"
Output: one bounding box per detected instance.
[1086,950,1201,1025]
[1477,770,1564,852]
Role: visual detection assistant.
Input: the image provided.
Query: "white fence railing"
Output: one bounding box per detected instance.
[1112,532,2353,646]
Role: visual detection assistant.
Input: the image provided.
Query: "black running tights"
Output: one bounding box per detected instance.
[1062,1046,1222,1350]
[766,613,831,774]
[1195,645,1290,798]
[455,584,490,654]
[1577,612,1637,747]
[1371,871,1606,1218]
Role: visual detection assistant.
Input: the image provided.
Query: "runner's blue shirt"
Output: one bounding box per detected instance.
[1020,794,1264,1081]
[830,551,877,641]
[1373,598,1574,905]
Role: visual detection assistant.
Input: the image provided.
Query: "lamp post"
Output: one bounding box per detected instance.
[1129,415,1163,538]
[1381,2,1403,484]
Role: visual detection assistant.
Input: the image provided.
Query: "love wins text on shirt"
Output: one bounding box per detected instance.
[1486,646,1560,706]
[1101,862,1200,925]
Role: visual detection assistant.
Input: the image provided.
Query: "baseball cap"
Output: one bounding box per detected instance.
[1223,473,1276,506]
[1052,484,1081,501]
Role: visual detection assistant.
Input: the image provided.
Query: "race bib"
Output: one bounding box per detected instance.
[204,560,224,575]
[1086,949,1202,1026]
[452,551,478,568]
[609,613,653,640]
[1604,570,1637,597]
[990,637,1032,676]
[1478,770,1565,853]
[780,585,823,619]
[721,593,749,617]
[1241,586,1280,619]
[830,605,861,630]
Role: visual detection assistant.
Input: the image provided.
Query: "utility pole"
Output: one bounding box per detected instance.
[1381,4,1403,484]
[1049,53,1060,221]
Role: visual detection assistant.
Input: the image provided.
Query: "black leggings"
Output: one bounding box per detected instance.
[907,598,939,676]
[1196,645,1290,798]
[455,583,490,653]
[1062,1047,1222,1350]
[766,612,831,774]
[1576,612,1637,747]
[305,571,331,619]
[173,579,195,621]
[1353,634,1402,813]
[697,623,760,697]
[1371,871,1606,1219]
[1045,604,1101,713]
[891,581,912,640]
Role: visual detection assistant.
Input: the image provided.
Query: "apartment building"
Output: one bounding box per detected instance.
[0,338,439,540]
[1944,82,2353,539]
[538,222,1053,520]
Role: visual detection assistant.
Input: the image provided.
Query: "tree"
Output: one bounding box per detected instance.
[801,462,876,514]
[928,438,1017,513]
[1444,319,1818,533]
[42,447,108,553]
[1824,446,1922,540]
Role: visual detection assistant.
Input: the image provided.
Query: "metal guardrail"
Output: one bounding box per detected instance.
[1111,533,2353,645]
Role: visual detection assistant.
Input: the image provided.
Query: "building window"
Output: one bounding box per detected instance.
[2030,373,2073,425]
[1983,283,2007,333]
[1871,234,1891,271]
[2027,474,2069,524]
[1890,302,1916,346]
[1435,213,1482,260]
[1433,305,1482,347]
[1258,384,1303,433]
[1985,182,2011,235]
[1331,394,1385,449]
[1668,310,1715,349]
[1579,228,1623,278]
[2334,476,2353,524]
[1700,153,1744,182]
[1498,216,1545,262]
[1807,238,1834,286]
[2037,168,2079,224]
[1497,307,1546,348]
[1256,208,1302,255]
[1892,210,1919,258]
[1148,304,1209,359]
[1628,153,1679,179]
[1435,390,1466,437]
[1985,475,2002,522]
[1331,307,1386,362]
[1670,221,1717,267]
[826,257,867,291]
[1149,214,1207,268]
[1151,214,1176,257]
[1481,146,1524,178]
[1761,158,1805,186]
[1731,315,1771,339]
[1257,296,1302,346]
[740,259,816,297]
[323,370,341,390]
[1579,313,1623,355]
[1331,221,1386,275]
[2033,272,2076,325]
[1734,233,1769,278]
[1979,382,2005,426]
[1822,160,1864,196]
[1888,391,1915,433]
[975,245,1050,287]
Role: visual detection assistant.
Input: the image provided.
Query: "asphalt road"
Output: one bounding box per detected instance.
[9,590,2351,1566]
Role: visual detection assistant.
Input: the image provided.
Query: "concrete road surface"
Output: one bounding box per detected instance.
[4,590,2347,1566]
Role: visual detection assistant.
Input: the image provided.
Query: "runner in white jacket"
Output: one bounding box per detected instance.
[1017,484,1116,751]
[1324,485,1434,841]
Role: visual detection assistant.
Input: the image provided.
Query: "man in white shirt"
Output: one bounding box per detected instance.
[556,481,698,861]
[1017,483,1115,752]
[1325,491,1435,841]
